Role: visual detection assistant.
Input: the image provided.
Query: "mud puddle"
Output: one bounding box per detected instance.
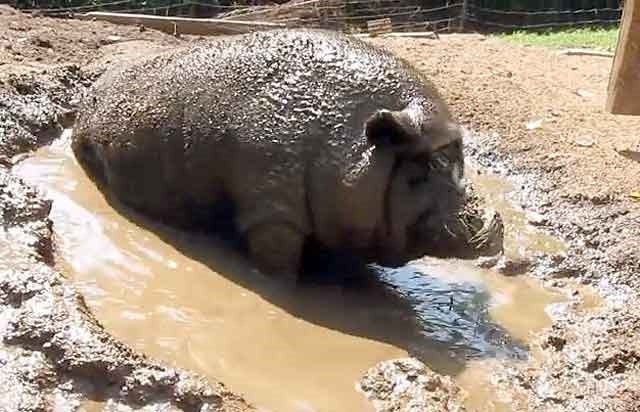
[13,131,564,412]
[467,162,567,260]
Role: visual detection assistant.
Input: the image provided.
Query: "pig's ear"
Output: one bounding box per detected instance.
[364,109,419,150]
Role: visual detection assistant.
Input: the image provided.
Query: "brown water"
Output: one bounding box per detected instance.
[468,164,567,260]
[13,131,565,412]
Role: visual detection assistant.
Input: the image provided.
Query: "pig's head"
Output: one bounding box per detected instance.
[362,98,504,267]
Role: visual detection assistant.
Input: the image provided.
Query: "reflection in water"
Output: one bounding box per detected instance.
[13,131,563,412]
[381,263,525,362]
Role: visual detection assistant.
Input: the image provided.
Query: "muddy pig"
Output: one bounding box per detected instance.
[72,28,500,280]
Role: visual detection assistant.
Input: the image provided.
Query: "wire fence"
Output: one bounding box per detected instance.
[466,3,622,29]
[13,0,623,33]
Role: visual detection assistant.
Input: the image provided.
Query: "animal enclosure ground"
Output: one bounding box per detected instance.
[1,6,640,412]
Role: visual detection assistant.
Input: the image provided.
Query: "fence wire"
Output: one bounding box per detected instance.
[18,0,622,32]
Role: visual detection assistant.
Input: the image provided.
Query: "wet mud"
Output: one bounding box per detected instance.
[463,130,640,412]
[12,130,563,412]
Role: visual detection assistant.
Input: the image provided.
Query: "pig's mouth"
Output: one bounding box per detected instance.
[375,182,504,267]
[408,184,504,260]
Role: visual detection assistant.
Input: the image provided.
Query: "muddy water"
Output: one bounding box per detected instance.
[14,131,564,412]
[468,163,567,260]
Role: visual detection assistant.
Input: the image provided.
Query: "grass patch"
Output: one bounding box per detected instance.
[497,27,619,51]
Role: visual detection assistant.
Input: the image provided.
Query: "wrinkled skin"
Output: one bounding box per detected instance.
[73,28,500,280]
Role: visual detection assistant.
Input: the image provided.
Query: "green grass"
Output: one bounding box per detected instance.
[497,27,620,51]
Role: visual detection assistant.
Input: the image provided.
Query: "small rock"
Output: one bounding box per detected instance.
[615,147,640,162]
[99,35,123,46]
[574,136,595,147]
[32,37,52,48]
[543,153,562,161]
[544,335,567,351]
[476,254,501,268]
[575,89,594,99]
[496,257,533,276]
[359,358,468,412]
[526,119,543,130]
[527,211,548,226]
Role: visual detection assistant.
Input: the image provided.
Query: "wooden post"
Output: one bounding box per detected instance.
[606,0,640,115]
[459,0,469,31]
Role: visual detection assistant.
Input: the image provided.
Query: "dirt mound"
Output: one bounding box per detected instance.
[0,6,184,74]
[359,358,468,412]
[0,5,19,15]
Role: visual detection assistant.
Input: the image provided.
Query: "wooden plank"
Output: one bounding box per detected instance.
[367,17,392,37]
[355,31,438,39]
[80,12,285,36]
[559,48,615,57]
[606,0,640,115]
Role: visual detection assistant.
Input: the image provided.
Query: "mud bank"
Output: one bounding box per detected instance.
[359,358,467,412]
[463,130,640,412]
[0,65,88,165]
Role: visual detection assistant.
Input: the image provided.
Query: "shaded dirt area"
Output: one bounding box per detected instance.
[373,35,640,412]
[2,4,640,412]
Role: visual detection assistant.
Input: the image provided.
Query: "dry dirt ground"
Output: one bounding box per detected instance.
[1,4,640,412]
